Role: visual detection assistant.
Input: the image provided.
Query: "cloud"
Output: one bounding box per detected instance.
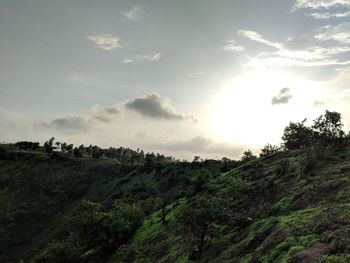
[139,53,162,62]
[239,28,350,68]
[124,53,162,64]
[40,104,121,132]
[89,104,120,115]
[223,40,245,52]
[104,107,120,114]
[123,59,133,64]
[283,35,314,50]
[293,0,350,19]
[187,71,204,77]
[310,10,350,19]
[94,116,111,123]
[122,5,144,21]
[245,55,350,68]
[293,0,350,10]
[41,115,90,132]
[238,30,282,49]
[316,22,350,44]
[135,132,168,140]
[155,136,244,158]
[86,34,122,51]
[125,93,194,121]
[313,100,327,107]
[272,88,293,105]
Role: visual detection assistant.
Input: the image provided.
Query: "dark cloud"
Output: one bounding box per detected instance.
[105,107,120,114]
[94,116,111,123]
[40,115,90,132]
[272,87,293,105]
[125,93,194,121]
[37,93,196,135]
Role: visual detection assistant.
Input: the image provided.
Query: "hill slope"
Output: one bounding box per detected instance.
[109,147,350,262]
[1,145,350,262]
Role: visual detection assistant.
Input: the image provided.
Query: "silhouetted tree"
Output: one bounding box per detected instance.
[144,153,156,171]
[91,146,103,159]
[73,147,82,158]
[44,137,55,153]
[312,110,345,144]
[15,141,40,151]
[282,119,314,150]
[241,149,257,163]
[260,144,280,157]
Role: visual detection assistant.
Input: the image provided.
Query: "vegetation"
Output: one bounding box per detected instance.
[0,110,350,262]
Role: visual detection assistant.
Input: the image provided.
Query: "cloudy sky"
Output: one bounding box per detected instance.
[1,0,349,159]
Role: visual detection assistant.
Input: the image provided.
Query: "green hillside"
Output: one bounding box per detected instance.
[1,110,350,263]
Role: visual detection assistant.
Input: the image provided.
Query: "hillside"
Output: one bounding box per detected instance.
[1,145,350,262]
[1,111,350,263]
[111,147,350,262]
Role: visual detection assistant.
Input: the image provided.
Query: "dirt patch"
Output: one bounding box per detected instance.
[289,243,329,263]
[294,181,342,209]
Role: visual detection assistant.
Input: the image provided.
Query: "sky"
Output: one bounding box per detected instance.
[0,0,350,159]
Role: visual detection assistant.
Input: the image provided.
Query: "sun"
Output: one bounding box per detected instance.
[209,71,325,147]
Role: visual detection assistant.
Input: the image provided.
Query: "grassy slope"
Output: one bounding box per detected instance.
[112,148,350,262]
[1,147,350,262]
[0,152,161,263]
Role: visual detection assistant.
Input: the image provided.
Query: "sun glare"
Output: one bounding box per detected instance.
[209,71,326,147]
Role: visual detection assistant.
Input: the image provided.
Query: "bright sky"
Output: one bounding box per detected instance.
[1,0,350,159]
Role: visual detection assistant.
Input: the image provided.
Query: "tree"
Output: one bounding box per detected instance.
[91,146,103,159]
[73,147,82,158]
[260,144,280,157]
[86,145,92,156]
[44,137,55,153]
[66,144,74,154]
[67,200,142,254]
[179,196,229,260]
[157,179,171,224]
[282,119,314,150]
[144,153,156,171]
[192,156,201,163]
[60,142,67,152]
[241,149,257,163]
[312,110,345,144]
[15,141,40,151]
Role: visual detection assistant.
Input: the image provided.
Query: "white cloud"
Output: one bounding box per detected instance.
[125,53,162,63]
[293,0,350,20]
[238,30,282,49]
[294,0,350,10]
[86,34,122,51]
[141,53,162,62]
[124,59,133,64]
[310,10,350,19]
[123,5,144,21]
[244,54,350,68]
[223,40,245,52]
[239,28,350,68]
[316,22,350,44]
